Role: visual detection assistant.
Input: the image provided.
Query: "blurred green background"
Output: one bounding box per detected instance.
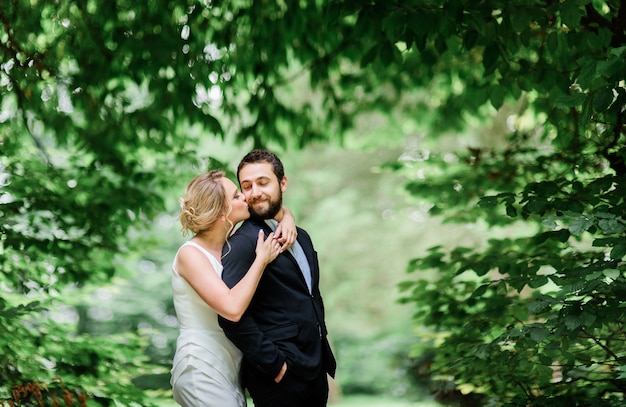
[84,137,448,405]
[4,2,624,405]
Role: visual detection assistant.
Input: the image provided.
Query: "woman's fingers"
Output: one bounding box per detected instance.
[257,230,283,261]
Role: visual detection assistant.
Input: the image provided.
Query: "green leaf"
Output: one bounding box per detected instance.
[475,344,490,360]
[609,45,626,57]
[382,10,406,42]
[553,92,586,109]
[538,353,553,366]
[585,271,603,281]
[592,86,615,112]
[617,365,626,380]
[380,41,401,66]
[473,261,491,276]
[534,229,570,244]
[478,196,498,208]
[542,216,558,229]
[559,1,584,27]
[361,45,379,67]
[528,301,551,315]
[525,197,548,215]
[610,243,626,260]
[597,217,625,234]
[547,31,559,53]
[596,58,621,77]
[592,237,620,247]
[490,85,507,109]
[564,315,581,330]
[509,10,529,33]
[568,215,593,236]
[462,29,478,50]
[471,284,489,298]
[528,276,549,289]
[529,326,549,343]
[579,93,593,125]
[482,43,499,74]
[602,269,621,280]
[579,311,596,328]
[505,203,517,217]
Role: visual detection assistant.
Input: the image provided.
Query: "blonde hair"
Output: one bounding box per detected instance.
[178,170,233,236]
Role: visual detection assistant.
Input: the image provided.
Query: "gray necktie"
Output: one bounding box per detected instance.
[265,219,312,293]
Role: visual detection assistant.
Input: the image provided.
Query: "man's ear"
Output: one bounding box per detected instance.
[280,176,288,192]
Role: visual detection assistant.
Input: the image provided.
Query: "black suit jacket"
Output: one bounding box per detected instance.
[218,218,336,382]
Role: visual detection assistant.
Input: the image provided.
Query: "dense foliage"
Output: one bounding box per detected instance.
[386,1,626,405]
[2,0,625,405]
[0,0,349,404]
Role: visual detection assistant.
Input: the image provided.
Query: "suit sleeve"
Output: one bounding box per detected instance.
[217,230,286,378]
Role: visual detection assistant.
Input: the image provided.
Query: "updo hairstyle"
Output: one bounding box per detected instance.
[178,170,231,236]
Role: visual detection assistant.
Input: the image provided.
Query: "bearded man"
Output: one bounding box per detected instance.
[218,149,336,407]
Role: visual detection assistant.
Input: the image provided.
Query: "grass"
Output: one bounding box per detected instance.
[330,395,440,406]
[154,395,440,406]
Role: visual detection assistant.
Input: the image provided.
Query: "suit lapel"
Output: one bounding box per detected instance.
[293,236,318,291]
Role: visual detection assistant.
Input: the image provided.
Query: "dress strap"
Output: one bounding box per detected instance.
[181,241,220,261]
[175,241,223,277]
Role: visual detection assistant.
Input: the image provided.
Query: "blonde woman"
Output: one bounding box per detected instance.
[170,170,297,407]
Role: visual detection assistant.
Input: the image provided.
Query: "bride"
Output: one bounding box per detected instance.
[170,170,296,406]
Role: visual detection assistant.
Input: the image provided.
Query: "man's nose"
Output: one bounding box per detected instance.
[250,184,262,197]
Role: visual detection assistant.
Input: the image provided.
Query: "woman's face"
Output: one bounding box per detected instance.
[221,177,249,224]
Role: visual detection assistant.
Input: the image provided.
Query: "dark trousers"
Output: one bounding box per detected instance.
[243,366,329,407]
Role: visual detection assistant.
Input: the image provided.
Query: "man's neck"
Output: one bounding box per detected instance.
[264,218,279,231]
[272,207,285,222]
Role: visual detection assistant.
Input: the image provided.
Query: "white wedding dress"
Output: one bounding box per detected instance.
[170,241,246,407]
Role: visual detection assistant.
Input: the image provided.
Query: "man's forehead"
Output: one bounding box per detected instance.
[239,162,275,182]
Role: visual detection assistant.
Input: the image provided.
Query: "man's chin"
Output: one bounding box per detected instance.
[249,204,280,219]
[249,205,269,218]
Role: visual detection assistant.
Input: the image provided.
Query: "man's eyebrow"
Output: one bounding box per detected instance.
[241,176,271,183]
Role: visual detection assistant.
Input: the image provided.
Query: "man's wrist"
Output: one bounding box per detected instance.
[274,206,288,222]
[274,361,287,383]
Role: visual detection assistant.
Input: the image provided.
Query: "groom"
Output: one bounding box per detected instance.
[218,149,336,407]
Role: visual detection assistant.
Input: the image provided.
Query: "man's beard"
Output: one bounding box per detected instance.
[249,195,282,220]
